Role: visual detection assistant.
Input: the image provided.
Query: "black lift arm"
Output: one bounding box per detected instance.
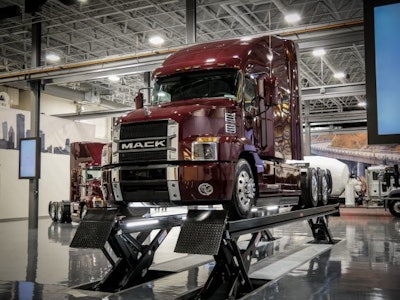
[70,210,186,292]
[70,204,339,297]
[175,204,340,299]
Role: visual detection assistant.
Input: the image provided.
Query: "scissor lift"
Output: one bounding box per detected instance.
[70,204,339,298]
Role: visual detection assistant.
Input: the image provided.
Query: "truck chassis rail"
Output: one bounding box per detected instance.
[70,204,339,297]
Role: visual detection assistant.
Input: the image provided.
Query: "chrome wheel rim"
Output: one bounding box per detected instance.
[50,204,56,219]
[311,174,318,204]
[321,176,328,204]
[393,202,400,214]
[236,169,256,211]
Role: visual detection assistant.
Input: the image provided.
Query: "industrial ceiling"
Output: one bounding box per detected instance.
[0,0,366,129]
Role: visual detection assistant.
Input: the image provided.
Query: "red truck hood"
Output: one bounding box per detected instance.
[120,98,235,124]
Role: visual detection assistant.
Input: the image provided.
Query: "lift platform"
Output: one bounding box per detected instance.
[70,204,339,298]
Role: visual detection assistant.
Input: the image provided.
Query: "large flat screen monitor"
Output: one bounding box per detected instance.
[19,138,41,179]
[364,0,400,144]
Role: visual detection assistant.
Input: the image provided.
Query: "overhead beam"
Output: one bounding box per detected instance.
[44,85,131,109]
[304,110,367,125]
[301,82,365,100]
[0,20,363,86]
[0,51,171,85]
[53,108,134,120]
[44,85,85,101]
[297,30,364,51]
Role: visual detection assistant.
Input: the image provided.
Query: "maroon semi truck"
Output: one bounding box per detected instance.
[101,35,331,219]
[49,142,108,223]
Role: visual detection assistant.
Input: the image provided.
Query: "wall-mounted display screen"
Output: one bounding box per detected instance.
[19,138,40,179]
[364,0,400,144]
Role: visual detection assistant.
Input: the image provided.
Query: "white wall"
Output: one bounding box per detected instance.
[19,90,76,115]
[78,118,112,141]
[0,87,114,220]
[17,89,112,141]
[0,150,70,219]
[0,107,107,220]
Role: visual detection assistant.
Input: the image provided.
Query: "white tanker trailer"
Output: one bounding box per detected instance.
[302,156,350,199]
[288,155,351,202]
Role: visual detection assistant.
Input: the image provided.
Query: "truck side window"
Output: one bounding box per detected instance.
[244,77,257,111]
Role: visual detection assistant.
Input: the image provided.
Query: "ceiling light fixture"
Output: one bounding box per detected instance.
[46,53,61,62]
[312,48,326,57]
[334,72,345,79]
[108,75,120,82]
[358,101,367,107]
[285,13,301,23]
[240,36,252,41]
[149,36,165,46]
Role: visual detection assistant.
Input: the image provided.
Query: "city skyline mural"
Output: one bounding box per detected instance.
[0,108,96,155]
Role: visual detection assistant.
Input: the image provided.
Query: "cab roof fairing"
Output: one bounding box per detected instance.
[152,35,289,78]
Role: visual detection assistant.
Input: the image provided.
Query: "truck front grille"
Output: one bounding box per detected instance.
[118,120,169,163]
[120,151,167,162]
[120,121,168,139]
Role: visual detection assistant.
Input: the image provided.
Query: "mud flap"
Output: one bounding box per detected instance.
[175,210,227,255]
[70,209,117,249]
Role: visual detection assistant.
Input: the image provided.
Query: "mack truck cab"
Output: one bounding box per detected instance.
[101,35,331,219]
[49,142,108,223]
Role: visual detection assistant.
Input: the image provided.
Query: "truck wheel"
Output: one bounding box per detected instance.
[229,159,256,219]
[318,169,329,206]
[57,202,67,223]
[388,200,400,217]
[302,168,319,208]
[49,202,58,222]
[325,169,333,195]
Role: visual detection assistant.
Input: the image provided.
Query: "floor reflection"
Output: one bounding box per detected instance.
[1,212,400,299]
[48,222,111,287]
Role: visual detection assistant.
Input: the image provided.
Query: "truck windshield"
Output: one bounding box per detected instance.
[152,69,240,105]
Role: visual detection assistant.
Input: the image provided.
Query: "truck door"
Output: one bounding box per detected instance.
[255,77,275,158]
[243,75,275,158]
[243,76,258,144]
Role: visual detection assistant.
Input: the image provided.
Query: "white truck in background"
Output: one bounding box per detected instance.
[364,164,400,217]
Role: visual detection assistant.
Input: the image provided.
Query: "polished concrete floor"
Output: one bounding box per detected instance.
[0,207,400,299]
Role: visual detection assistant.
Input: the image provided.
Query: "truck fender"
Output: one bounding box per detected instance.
[245,149,264,174]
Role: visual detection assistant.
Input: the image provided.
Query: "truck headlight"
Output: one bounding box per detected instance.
[101,144,111,166]
[113,123,121,141]
[111,123,121,164]
[191,137,219,161]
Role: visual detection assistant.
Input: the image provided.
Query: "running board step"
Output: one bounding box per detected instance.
[70,209,117,249]
[175,210,227,255]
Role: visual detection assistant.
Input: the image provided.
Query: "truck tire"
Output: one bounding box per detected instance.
[229,159,256,219]
[318,169,329,206]
[57,202,68,223]
[388,200,400,217]
[49,202,58,222]
[325,169,333,195]
[302,168,319,208]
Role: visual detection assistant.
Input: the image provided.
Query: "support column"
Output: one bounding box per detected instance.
[303,101,311,156]
[186,0,196,44]
[28,18,41,230]
[357,161,366,177]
